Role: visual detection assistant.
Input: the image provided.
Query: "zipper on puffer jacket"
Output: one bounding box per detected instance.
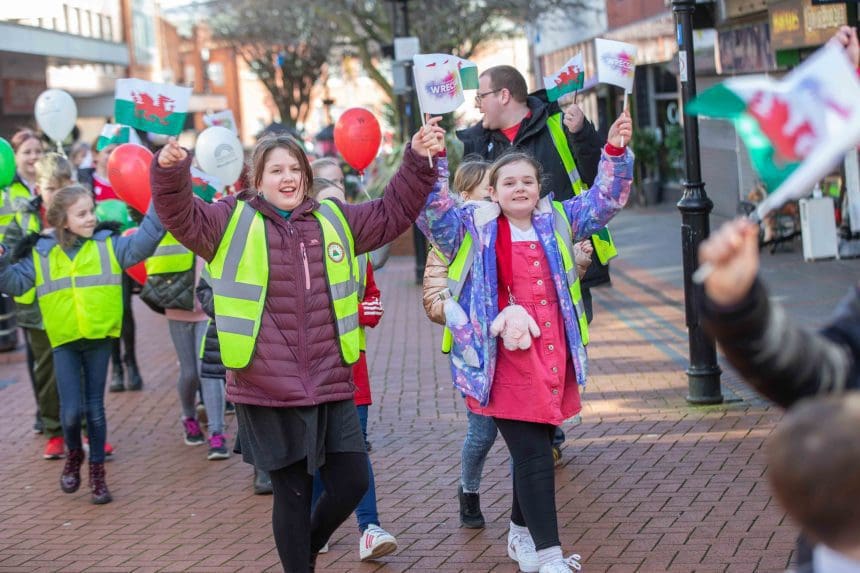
[300,241,311,290]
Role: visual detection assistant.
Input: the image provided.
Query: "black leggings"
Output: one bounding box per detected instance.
[495,418,560,550]
[269,453,369,572]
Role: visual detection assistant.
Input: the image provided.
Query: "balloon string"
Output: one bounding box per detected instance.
[360,172,372,201]
[56,140,66,157]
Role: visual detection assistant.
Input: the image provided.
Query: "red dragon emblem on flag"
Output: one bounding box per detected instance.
[747,78,851,165]
[131,91,176,125]
[554,66,582,87]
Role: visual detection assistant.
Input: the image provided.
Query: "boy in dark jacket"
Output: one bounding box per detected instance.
[766,394,860,573]
[698,217,859,569]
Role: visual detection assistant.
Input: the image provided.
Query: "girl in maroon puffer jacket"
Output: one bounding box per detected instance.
[150,119,445,573]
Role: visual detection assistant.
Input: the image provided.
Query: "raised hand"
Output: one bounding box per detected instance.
[831,26,859,68]
[698,218,760,306]
[157,137,188,169]
[411,115,446,158]
[607,111,633,148]
[562,102,586,134]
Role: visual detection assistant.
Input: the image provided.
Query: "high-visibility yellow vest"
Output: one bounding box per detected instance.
[550,202,590,346]
[0,182,32,243]
[356,253,368,351]
[546,113,618,265]
[145,232,194,275]
[311,201,361,364]
[206,199,361,369]
[439,233,475,354]
[440,204,590,353]
[34,238,123,347]
[12,208,43,306]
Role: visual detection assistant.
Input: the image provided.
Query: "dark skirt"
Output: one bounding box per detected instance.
[235,399,365,475]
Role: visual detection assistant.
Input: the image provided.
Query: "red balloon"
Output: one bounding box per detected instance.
[122,227,147,285]
[333,108,382,175]
[107,144,153,214]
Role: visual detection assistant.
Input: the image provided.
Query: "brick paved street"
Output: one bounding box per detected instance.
[2,205,853,572]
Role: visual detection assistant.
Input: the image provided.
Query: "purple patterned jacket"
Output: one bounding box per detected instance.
[417,149,634,405]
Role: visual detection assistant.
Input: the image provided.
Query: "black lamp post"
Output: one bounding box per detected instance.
[672,0,723,404]
[389,0,427,282]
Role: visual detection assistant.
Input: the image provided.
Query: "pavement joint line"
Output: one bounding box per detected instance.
[603,265,766,406]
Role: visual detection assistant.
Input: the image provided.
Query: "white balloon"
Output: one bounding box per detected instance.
[34,89,77,143]
[196,126,244,185]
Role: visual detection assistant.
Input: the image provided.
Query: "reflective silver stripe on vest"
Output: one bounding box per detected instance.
[154,244,189,256]
[76,274,122,287]
[339,311,359,334]
[552,209,587,317]
[446,239,477,300]
[331,280,354,300]
[20,214,33,234]
[35,251,72,295]
[208,205,264,301]
[356,254,367,301]
[0,193,14,216]
[35,241,117,296]
[567,167,582,189]
[217,315,256,337]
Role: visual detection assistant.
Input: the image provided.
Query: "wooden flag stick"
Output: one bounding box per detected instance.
[419,112,434,169]
[620,91,629,147]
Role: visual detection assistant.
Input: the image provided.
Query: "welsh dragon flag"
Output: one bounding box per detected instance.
[688,43,860,217]
[190,166,223,203]
[114,79,192,136]
[452,56,479,90]
[543,53,585,102]
[96,124,141,151]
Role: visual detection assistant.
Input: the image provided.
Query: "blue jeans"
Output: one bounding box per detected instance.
[461,409,498,493]
[312,404,379,532]
[53,338,113,463]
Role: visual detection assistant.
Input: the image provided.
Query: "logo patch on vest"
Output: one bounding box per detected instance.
[327,242,345,263]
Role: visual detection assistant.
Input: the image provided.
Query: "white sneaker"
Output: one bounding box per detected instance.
[359,524,397,561]
[539,554,583,573]
[318,542,329,554]
[507,528,540,573]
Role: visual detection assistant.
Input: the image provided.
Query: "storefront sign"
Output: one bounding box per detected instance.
[717,22,776,73]
[723,0,768,19]
[769,0,846,49]
[803,2,846,44]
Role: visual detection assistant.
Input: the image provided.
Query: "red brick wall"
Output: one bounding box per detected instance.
[607,0,666,29]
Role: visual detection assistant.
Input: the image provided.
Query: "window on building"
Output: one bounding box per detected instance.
[207,62,225,87]
[81,10,92,37]
[132,0,157,65]
[102,15,113,41]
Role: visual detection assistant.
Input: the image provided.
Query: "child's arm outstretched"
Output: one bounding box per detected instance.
[561,112,634,241]
[0,244,36,297]
[112,204,167,269]
[416,152,468,262]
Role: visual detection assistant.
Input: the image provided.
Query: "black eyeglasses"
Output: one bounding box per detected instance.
[474,89,502,104]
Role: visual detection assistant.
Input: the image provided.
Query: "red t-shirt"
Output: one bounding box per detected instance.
[500,111,533,143]
[92,173,120,202]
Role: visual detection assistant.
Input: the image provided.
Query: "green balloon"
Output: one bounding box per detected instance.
[95,199,133,232]
[0,138,15,188]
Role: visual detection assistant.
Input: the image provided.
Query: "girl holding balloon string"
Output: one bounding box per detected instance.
[150,115,444,571]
